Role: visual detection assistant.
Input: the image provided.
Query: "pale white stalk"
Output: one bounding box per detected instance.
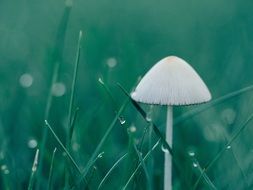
[164,106,173,190]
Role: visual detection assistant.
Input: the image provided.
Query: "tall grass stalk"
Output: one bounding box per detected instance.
[28,149,39,190]
[38,62,59,186]
[66,30,83,148]
[37,2,72,188]
[47,148,57,190]
[65,30,83,189]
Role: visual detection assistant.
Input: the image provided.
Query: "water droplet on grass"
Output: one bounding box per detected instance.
[146,116,152,122]
[98,152,104,158]
[161,145,169,153]
[226,145,231,150]
[193,162,198,168]
[146,105,153,122]
[98,77,104,84]
[119,116,126,125]
[188,150,195,157]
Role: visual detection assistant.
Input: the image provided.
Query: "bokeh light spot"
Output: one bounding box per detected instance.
[19,73,33,88]
[27,138,38,149]
[106,57,117,68]
[52,82,66,97]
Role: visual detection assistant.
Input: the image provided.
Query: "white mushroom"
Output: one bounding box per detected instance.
[131,56,211,190]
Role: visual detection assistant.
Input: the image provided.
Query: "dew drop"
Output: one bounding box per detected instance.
[193,162,198,168]
[98,77,104,84]
[119,116,126,125]
[188,150,195,157]
[226,145,231,150]
[161,144,169,153]
[98,152,104,158]
[146,116,152,122]
[146,106,153,122]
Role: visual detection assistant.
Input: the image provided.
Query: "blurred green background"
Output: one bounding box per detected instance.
[1,0,253,189]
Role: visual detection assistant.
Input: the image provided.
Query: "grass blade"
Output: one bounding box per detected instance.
[66,30,83,147]
[133,143,151,189]
[37,3,73,187]
[174,85,253,125]
[47,148,57,190]
[117,83,173,155]
[228,144,249,187]
[38,62,59,185]
[69,107,80,141]
[84,152,104,186]
[191,157,217,190]
[44,120,86,185]
[98,78,127,125]
[28,149,39,190]
[98,78,118,110]
[99,81,152,188]
[73,99,130,188]
[97,153,128,190]
[65,30,82,189]
[193,111,253,189]
[122,139,161,190]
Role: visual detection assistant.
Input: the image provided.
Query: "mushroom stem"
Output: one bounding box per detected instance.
[164,106,173,190]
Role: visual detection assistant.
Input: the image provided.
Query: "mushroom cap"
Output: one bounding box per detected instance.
[131,56,211,106]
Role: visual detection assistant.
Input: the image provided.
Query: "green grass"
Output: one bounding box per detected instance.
[1,0,253,190]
